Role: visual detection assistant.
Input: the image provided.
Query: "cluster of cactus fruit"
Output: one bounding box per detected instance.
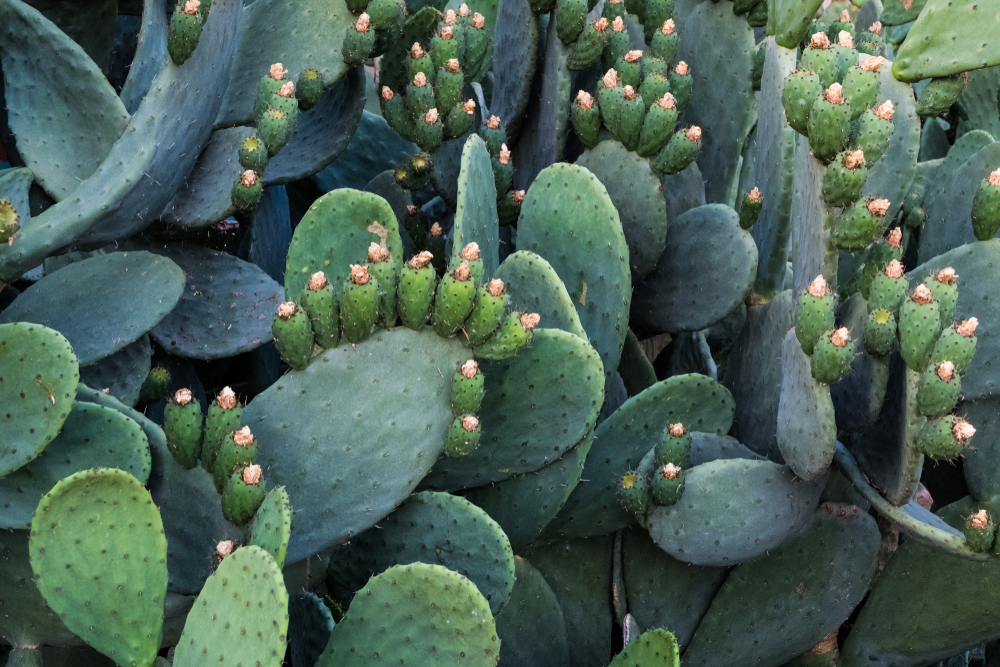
[8,0,1000,665]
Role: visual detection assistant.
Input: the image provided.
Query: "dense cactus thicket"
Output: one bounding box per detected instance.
[3,0,1000,665]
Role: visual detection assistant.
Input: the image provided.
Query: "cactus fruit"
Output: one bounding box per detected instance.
[654,422,693,469]
[637,92,678,158]
[213,425,258,494]
[407,42,435,85]
[898,284,942,372]
[916,74,968,118]
[962,510,995,553]
[408,72,436,125]
[238,135,269,173]
[138,365,171,402]
[616,50,643,90]
[615,85,644,151]
[782,69,824,137]
[416,108,444,153]
[451,359,485,415]
[971,169,1000,241]
[618,469,652,514]
[201,386,243,475]
[498,189,524,226]
[254,63,287,121]
[841,56,886,121]
[398,251,437,329]
[572,90,601,149]
[603,16,630,71]
[444,415,482,457]
[301,271,340,348]
[668,61,692,113]
[831,198,888,251]
[800,32,838,88]
[796,275,835,356]
[474,311,539,359]
[650,125,702,175]
[382,87,414,140]
[0,198,19,245]
[555,0,588,44]
[492,144,514,194]
[917,360,961,418]
[464,278,507,346]
[431,25,459,71]
[638,71,670,112]
[738,187,763,231]
[926,267,959,328]
[651,463,684,506]
[366,243,399,327]
[341,264,380,344]
[932,318,978,375]
[568,18,610,70]
[343,13,375,66]
[445,99,476,139]
[919,416,975,461]
[433,261,478,337]
[167,0,203,65]
[860,229,903,300]
[864,308,896,357]
[480,116,508,158]
[868,259,908,316]
[231,169,263,210]
[822,150,867,208]
[811,327,853,384]
[808,84,852,164]
[602,0,624,21]
[854,102,894,166]
[222,464,267,526]
[272,300,313,370]
[258,108,295,157]
[459,242,485,287]
[650,19,677,64]
[164,388,204,469]
[296,68,324,110]
[368,0,402,31]
[644,0,674,42]
[436,59,464,111]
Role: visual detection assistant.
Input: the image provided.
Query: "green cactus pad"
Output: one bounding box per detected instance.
[566,20,608,70]
[247,486,293,568]
[576,141,668,281]
[80,334,151,407]
[29,468,168,667]
[632,204,757,335]
[548,374,735,539]
[272,303,313,371]
[317,562,498,666]
[327,491,514,615]
[245,328,466,563]
[609,629,679,667]
[642,458,828,566]
[450,134,500,278]
[423,328,603,489]
[0,401,150,530]
[0,0,129,203]
[173,545,288,667]
[517,162,631,377]
[0,322,79,477]
[284,189,404,300]
[777,329,837,481]
[683,504,878,667]
[0,252,184,366]
[495,251,587,339]
[494,556,571,667]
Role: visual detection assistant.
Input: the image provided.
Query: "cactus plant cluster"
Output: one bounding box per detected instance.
[6,0,1000,665]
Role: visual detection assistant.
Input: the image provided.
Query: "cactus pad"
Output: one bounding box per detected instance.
[29,469,168,667]
[248,486,293,568]
[495,251,587,339]
[494,556,571,667]
[451,135,500,277]
[777,329,837,481]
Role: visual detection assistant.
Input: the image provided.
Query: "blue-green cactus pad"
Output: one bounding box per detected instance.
[495,251,587,339]
[248,487,293,569]
[683,503,879,667]
[828,294,891,432]
[0,0,130,202]
[313,111,418,191]
[327,490,515,615]
[642,458,828,566]
[576,141,668,281]
[316,562,499,667]
[777,329,837,481]
[840,496,1000,667]
[0,251,185,365]
[490,0,539,141]
[245,185,293,284]
[79,334,151,407]
[463,435,592,552]
[451,134,500,277]
[421,328,604,489]
[632,204,757,335]
[0,322,79,477]
[125,242,284,359]
[546,374,735,540]
[495,556,571,667]
[892,0,1000,83]
[29,468,168,667]
[245,328,467,563]
[289,591,335,667]
[119,0,170,114]
[723,289,795,462]
[620,527,728,651]
[214,0,355,127]
[284,188,404,299]
[0,401,150,529]
[173,545,289,667]
[959,68,1000,140]
[0,168,34,226]
[517,162,631,376]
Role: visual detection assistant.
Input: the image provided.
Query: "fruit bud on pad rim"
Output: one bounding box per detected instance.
[868,199,890,216]
[461,360,479,378]
[675,61,689,76]
[520,312,541,330]
[355,12,370,31]
[868,21,882,34]
[612,16,625,31]
[825,84,845,104]
[446,59,461,73]
[685,126,702,142]
[577,90,594,109]
[830,327,850,347]
[240,170,258,187]
[658,93,677,109]
[217,386,238,409]
[498,144,512,164]
[368,242,389,263]
[970,509,991,528]
[594,18,608,31]
[243,464,263,485]
[625,50,643,63]
[487,116,502,129]
[454,262,472,281]
[425,108,439,124]
[445,9,457,23]
[277,301,298,318]
[413,72,428,87]
[912,284,933,304]
[233,426,255,447]
[662,19,674,34]
[885,260,904,278]
[513,190,526,204]
[350,264,371,284]
[747,187,763,203]
[382,86,394,100]
[954,419,976,441]
[603,69,619,88]
[936,361,955,382]
[430,222,443,237]
[307,271,329,290]
[807,275,830,296]
[409,251,434,269]
[461,415,480,431]
[958,318,978,336]
[876,101,895,120]
[810,32,831,49]
[661,463,681,479]
[460,242,481,261]
[838,31,853,48]
[844,151,866,168]
[486,278,505,296]
[217,540,234,559]
[472,13,485,28]
[668,423,685,437]
[183,0,200,14]
[862,57,887,72]
[462,100,476,113]
[887,228,902,247]
[989,169,1000,186]
[269,63,288,79]
[174,388,194,405]
[936,267,957,285]
[441,25,454,39]
[624,86,637,100]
